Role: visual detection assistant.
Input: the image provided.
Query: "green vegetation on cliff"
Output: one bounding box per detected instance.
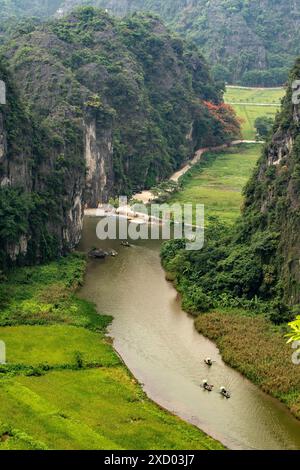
[2,0,298,86]
[160,63,300,417]
[2,8,238,197]
[161,60,300,316]
[224,86,284,140]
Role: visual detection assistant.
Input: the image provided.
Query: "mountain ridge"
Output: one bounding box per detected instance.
[1,0,300,85]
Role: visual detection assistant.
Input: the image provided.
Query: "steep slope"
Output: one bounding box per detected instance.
[2,8,238,199]
[0,8,238,267]
[240,59,300,305]
[0,60,84,267]
[161,59,300,319]
[2,0,299,85]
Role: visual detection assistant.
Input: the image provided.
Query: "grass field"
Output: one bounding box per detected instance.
[0,325,118,367]
[0,255,223,450]
[169,144,262,224]
[225,86,284,140]
[225,86,285,105]
[231,104,279,140]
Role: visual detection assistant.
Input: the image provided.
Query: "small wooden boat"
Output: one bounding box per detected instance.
[204,357,213,366]
[201,380,214,392]
[220,386,231,399]
[88,248,108,259]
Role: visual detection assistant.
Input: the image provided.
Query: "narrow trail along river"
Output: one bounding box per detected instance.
[78,216,300,450]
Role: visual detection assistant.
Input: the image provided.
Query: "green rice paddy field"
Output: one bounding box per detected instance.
[0,256,222,450]
[169,144,262,224]
[225,86,285,139]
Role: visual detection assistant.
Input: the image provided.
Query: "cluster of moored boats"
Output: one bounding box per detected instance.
[88,241,131,259]
[202,358,231,399]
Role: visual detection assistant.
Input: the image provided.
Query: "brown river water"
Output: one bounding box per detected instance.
[78,216,300,450]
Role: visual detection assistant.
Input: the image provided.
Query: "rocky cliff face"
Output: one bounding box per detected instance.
[84,112,114,207]
[1,1,300,85]
[2,9,235,197]
[242,60,300,304]
[0,8,238,268]
[0,62,84,266]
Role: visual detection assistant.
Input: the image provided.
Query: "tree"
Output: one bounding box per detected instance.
[254,116,274,140]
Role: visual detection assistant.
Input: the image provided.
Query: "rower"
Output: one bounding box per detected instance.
[204,357,213,366]
[220,386,231,399]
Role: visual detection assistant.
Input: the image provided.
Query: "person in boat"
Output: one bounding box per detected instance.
[204,357,213,366]
[202,380,214,392]
[121,241,130,247]
[220,386,231,398]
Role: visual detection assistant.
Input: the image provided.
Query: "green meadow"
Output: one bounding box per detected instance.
[0,255,223,450]
[169,144,262,224]
[225,86,284,139]
[225,86,285,104]
[0,325,117,367]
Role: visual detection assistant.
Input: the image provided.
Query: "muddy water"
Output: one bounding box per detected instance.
[78,216,300,450]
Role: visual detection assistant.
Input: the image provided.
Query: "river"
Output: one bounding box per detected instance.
[78,215,300,450]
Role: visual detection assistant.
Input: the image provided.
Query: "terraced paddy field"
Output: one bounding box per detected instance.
[225,86,285,140]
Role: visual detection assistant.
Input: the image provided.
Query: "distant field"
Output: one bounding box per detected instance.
[225,86,285,105]
[225,86,284,140]
[232,104,279,140]
[169,144,262,224]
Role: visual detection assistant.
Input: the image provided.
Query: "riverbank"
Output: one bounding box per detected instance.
[159,143,300,422]
[0,254,224,450]
[132,141,262,205]
[194,310,300,420]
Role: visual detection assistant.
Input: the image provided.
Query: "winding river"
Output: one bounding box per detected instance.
[78,216,300,450]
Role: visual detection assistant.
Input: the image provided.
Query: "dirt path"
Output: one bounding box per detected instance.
[133,140,262,204]
[226,85,283,91]
[227,102,281,106]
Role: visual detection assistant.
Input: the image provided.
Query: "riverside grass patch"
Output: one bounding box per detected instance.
[168,144,261,225]
[195,310,300,419]
[0,254,223,450]
[0,325,118,368]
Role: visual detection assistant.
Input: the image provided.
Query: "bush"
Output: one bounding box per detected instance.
[181,284,213,315]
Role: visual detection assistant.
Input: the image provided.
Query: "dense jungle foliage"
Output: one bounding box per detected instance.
[0,60,77,268]
[1,8,239,194]
[161,60,300,320]
[1,0,299,85]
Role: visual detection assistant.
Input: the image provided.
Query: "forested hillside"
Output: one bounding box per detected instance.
[161,59,300,319]
[1,0,299,85]
[0,7,238,267]
[0,60,85,267]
